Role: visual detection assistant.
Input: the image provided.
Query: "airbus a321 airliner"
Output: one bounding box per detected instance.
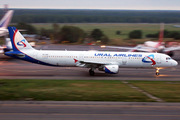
[5,27,178,76]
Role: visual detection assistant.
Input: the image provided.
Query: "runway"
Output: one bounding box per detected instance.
[0,45,180,80]
[0,101,180,120]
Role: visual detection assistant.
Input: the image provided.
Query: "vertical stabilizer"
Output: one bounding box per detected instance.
[155,23,164,48]
[0,10,14,28]
[8,27,34,52]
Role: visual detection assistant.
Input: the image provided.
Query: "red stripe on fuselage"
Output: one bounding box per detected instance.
[146,56,156,65]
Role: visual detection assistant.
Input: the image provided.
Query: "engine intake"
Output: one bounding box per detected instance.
[99,65,119,74]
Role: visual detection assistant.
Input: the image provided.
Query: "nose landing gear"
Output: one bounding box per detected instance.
[156,69,160,76]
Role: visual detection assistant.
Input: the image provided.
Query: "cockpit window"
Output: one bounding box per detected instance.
[166,57,171,60]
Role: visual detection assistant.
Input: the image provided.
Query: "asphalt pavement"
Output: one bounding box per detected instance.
[0,101,180,120]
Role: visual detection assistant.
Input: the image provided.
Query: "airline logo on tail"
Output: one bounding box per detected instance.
[142,54,156,65]
[17,39,27,47]
[8,27,33,51]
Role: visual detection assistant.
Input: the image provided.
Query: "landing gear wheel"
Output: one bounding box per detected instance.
[89,69,95,76]
[156,72,160,76]
[155,69,160,76]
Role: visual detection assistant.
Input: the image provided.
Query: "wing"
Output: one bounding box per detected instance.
[163,46,180,52]
[74,59,118,68]
[128,45,155,52]
[101,45,134,50]
[102,45,157,52]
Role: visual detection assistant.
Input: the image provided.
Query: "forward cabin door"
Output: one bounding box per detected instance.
[155,54,161,66]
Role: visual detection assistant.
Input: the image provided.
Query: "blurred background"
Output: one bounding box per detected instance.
[0,3,180,47]
[0,1,180,120]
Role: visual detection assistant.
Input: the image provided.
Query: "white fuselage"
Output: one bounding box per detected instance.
[144,41,160,48]
[23,49,177,69]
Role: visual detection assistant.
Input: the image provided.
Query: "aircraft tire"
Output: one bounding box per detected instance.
[156,72,160,76]
[89,69,95,76]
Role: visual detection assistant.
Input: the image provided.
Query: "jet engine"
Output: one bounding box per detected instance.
[98,65,119,74]
[158,46,165,51]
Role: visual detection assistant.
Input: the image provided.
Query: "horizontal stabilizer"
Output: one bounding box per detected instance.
[5,51,25,58]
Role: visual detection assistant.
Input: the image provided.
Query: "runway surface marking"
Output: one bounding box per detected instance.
[122,81,164,102]
[0,113,180,116]
[1,104,180,108]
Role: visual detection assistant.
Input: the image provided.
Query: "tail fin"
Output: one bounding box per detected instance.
[0,10,14,28]
[155,23,164,48]
[8,27,34,52]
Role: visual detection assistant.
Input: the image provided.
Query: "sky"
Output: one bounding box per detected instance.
[1,0,180,10]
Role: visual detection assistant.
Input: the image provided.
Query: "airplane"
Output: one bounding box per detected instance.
[101,23,180,57]
[0,10,35,53]
[0,38,12,53]
[5,27,178,76]
[1,37,36,53]
[0,10,14,36]
[173,25,180,28]
[0,10,14,53]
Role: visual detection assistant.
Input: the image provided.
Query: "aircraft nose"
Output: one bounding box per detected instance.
[172,60,178,66]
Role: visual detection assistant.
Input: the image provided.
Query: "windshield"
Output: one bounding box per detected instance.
[166,57,171,60]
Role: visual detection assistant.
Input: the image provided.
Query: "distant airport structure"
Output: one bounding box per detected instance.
[102,23,180,57]
[3,4,8,13]
[173,25,180,28]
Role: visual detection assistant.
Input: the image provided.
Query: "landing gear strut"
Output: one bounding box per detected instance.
[89,68,95,76]
[156,69,160,76]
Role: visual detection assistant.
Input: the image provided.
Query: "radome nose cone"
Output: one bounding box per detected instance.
[174,60,178,66]
[175,61,178,66]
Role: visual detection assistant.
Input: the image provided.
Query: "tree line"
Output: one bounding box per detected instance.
[15,22,180,46]
[146,30,180,39]
[127,30,180,39]
[15,22,109,44]
[1,9,180,23]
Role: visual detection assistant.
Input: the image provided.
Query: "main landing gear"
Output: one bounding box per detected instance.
[156,68,160,76]
[89,68,95,76]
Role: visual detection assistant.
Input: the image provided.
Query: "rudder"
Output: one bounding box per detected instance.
[8,27,34,52]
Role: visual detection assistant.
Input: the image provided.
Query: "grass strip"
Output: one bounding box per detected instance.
[0,80,153,102]
[129,81,180,102]
[32,23,180,40]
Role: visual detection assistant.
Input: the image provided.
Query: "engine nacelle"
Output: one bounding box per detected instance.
[100,65,119,74]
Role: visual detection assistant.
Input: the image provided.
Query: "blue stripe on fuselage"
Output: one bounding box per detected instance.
[5,51,58,67]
